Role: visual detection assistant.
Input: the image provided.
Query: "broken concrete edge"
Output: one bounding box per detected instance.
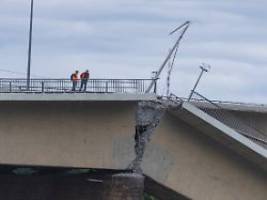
[127,99,183,173]
[104,173,145,200]
[128,101,169,173]
[159,94,267,113]
[127,99,266,186]
[0,93,157,102]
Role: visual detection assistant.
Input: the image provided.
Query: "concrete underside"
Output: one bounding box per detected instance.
[0,165,189,200]
[0,174,104,200]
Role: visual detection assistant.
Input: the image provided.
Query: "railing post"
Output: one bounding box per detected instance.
[9,82,12,93]
[134,79,138,93]
[41,81,44,93]
[62,79,65,92]
[105,81,109,93]
[61,79,65,92]
[153,78,158,94]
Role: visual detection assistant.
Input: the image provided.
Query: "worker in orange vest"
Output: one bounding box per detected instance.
[70,70,79,91]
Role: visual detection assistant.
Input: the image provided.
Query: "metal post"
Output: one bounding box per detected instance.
[41,81,44,93]
[105,81,108,93]
[27,0,34,90]
[188,64,210,101]
[153,79,157,94]
[9,82,12,93]
[151,71,158,94]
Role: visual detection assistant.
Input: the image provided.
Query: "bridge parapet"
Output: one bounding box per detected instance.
[0,78,156,94]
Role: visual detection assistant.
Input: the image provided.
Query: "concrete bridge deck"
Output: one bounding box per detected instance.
[0,93,156,102]
[0,94,266,199]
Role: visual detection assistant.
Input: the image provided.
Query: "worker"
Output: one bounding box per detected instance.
[70,70,79,91]
[79,70,90,92]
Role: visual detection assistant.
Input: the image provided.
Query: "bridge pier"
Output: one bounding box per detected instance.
[105,173,144,200]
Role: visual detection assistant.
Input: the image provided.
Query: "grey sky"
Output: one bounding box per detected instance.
[0,0,267,103]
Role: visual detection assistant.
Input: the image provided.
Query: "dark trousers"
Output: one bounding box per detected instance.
[79,79,88,92]
[72,81,78,91]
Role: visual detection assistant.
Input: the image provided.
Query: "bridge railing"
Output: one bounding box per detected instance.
[0,78,156,94]
[189,91,267,146]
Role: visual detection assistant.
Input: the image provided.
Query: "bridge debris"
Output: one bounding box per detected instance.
[129,101,167,173]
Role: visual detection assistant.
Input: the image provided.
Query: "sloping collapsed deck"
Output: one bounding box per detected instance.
[141,100,267,200]
[170,102,267,171]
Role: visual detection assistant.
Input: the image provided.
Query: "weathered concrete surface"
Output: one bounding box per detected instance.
[0,93,156,102]
[178,102,267,171]
[0,101,136,169]
[105,173,144,200]
[141,112,267,200]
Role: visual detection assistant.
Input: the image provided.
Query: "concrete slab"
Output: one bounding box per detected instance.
[170,102,267,171]
[0,101,137,169]
[0,93,156,102]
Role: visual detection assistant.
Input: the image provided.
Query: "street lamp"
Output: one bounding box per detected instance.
[27,0,34,90]
[188,63,211,101]
[145,21,191,93]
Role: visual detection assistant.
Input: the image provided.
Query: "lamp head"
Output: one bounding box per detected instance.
[200,63,211,72]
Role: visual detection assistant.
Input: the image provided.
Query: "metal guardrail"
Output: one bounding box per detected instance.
[190,91,267,146]
[0,78,156,94]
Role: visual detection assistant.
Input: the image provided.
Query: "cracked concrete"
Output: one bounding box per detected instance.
[128,101,168,173]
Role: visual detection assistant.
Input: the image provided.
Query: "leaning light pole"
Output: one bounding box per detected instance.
[145,21,191,93]
[188,63,211,101]
[27,0,34,90]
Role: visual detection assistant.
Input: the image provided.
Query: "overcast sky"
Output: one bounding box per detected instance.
[0,0,267,103]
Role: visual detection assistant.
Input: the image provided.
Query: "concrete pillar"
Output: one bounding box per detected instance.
[105,173,144,200]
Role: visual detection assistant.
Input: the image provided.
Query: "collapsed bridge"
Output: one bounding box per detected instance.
[0,86,266,200]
